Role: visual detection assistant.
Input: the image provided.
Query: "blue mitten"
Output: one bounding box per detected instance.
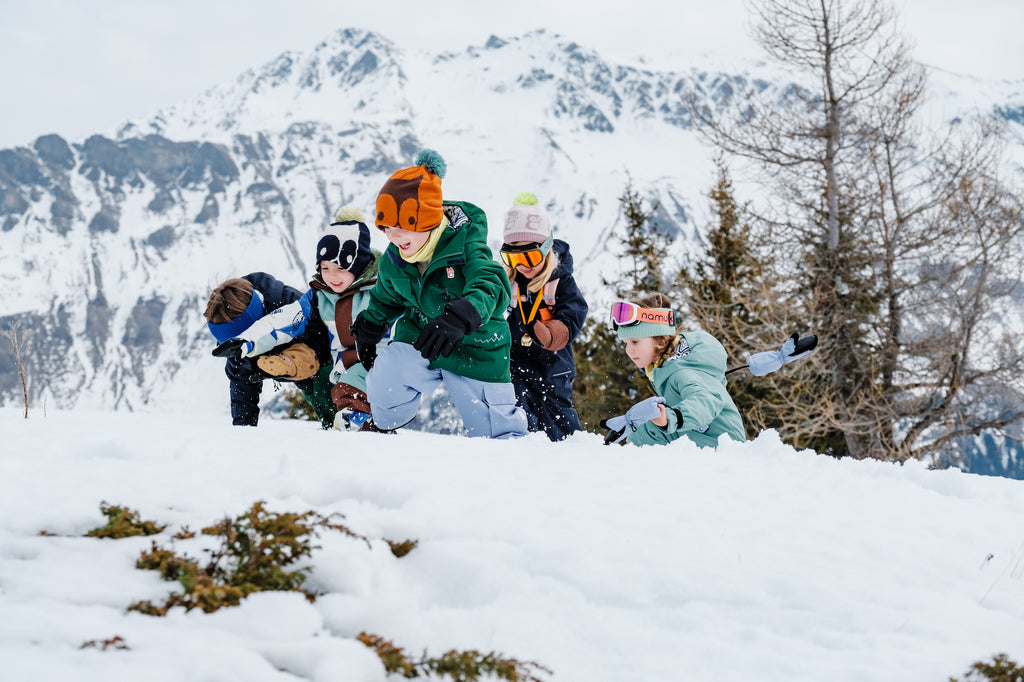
[746,332,815,376]
[602,397,666,444]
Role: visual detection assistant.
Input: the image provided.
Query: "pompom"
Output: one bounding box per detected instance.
[414,149,447,179]
[514,192,539,206]
[333,204,366,224]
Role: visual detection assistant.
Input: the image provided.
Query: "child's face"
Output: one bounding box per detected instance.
[382,225,431,257]
[623,337,657,368]
[506,240,546,278]
[320,261,355,293]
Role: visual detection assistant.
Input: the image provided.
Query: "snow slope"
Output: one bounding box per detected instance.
[2,408,1022,681]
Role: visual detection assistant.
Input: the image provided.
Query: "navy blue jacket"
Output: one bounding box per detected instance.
[506,240,589,440]
[224,272,330,426]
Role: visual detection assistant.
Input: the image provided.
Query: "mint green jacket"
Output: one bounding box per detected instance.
[360,201,513,383]
[628,331,746,448]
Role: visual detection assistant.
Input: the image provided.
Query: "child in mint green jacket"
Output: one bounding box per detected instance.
[611,292,745,447]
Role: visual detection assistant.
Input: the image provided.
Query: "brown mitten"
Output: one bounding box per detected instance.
[256,343,319,380]
[530,320,570,352]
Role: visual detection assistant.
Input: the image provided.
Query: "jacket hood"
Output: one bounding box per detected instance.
[656,331,729,383]
[551,239,574,279]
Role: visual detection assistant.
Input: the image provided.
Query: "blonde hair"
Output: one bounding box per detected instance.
[631,291,679,368]
[204,278,253,324]
[503,249,559,295]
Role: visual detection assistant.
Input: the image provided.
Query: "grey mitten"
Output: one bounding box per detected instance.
[601,397,666,444]
[746,332,816,376]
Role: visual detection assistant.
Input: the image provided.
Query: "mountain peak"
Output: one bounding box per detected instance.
[118,27,405,143]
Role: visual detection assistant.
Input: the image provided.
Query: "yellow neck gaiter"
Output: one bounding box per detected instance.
[401,216,448,264]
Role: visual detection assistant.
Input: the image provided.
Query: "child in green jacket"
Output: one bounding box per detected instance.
[351,150,528,438]
[612,292,745,447]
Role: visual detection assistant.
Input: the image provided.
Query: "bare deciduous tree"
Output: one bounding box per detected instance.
[689,0,1024,461]
[3,323,30,419]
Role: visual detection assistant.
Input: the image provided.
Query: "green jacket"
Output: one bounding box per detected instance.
[628,331,746,448]
[360,201,513,383]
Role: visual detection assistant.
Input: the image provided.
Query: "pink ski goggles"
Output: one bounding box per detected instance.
[609,302,675,329]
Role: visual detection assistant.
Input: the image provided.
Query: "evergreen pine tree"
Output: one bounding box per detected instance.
[677,163,770,438]
[676,162,819,442]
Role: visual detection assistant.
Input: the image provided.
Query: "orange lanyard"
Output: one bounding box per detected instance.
[517,290,544,326]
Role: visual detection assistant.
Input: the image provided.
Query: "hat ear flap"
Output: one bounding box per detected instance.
[376,194,398,230]
[316,234,341,268]
[399,197,420,230]
[339,238,358,269]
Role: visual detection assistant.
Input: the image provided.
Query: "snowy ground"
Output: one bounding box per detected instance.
[1,407,1023,681]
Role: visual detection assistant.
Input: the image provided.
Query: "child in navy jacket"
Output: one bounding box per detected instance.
[500,193,589,440]
[204,273,334,427]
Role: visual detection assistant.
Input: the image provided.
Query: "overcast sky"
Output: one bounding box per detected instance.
[1,0,1021,149]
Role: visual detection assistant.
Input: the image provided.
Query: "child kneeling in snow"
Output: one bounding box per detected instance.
[350,150,528,438]
[212,207,385,430]
[611,292,745,447]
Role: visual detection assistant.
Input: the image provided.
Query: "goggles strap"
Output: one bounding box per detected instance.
[538,233,554,258]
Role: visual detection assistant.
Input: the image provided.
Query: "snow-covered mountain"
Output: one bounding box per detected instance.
[0,28,1021,434]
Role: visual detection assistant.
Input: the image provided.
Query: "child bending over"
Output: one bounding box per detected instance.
[351,150,527,438]
[611,292,745,447]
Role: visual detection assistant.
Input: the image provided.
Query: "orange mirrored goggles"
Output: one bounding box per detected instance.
[610,301,676,329]
[499,248,544,269]
[499,234,554,269]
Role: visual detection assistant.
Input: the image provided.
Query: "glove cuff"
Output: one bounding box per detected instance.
[353,315,388,340]
[442,297,483,333]
[663,407,683,431]
[746,350,784,376]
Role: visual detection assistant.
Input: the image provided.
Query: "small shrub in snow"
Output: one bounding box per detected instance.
[357,632,552,681]
[128,500,369,614]
[85,503,166,539]
[386,538,419,558]
[80,635,129,651]
[951,654,1024,682]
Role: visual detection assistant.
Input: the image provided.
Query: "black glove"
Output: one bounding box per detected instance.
[212,338,246,360]
[351,315,388,370]
[413,298,482,362]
